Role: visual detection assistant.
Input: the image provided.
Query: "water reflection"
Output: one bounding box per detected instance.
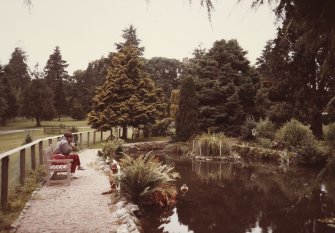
[142,157,335,233]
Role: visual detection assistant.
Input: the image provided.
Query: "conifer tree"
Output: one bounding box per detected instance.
[44,46,69,120]
[89,26,166,138]
[184,39,259,136]
[5,47,30,92]
[21,79,56,127]
[169,89,180,120]
[176,76,198,141]
[0,66,8,124]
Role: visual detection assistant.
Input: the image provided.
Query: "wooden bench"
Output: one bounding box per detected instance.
[43,146,73,185]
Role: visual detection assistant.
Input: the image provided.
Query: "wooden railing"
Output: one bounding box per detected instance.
[0,130,108,208]
[43,126,75,134]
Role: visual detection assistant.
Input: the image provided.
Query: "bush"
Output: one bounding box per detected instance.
[240,116,257,140]
[295,143,328,166]
[275,119,315,149]
[98,138,124,163]
[23,134,32,145]
[151,118,173,136]
[255,117,276,140]
[256,137,273,148]
[22,130,33,145]
[117,154,180,206]
[324,123,335,148]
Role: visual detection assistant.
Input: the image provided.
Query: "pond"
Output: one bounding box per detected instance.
[141,156,335,233]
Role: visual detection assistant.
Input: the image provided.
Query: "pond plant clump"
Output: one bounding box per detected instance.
[116,154,180,207]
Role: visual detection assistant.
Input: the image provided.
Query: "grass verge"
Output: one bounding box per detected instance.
[0,166,45,232]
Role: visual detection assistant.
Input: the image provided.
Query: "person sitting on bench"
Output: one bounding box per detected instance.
[54,132,85,177]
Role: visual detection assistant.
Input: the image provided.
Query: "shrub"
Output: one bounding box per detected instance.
[151,118,173,136]
[324,123,335,148]
[23,132,33,145]
[255,117,276,140]
[98,138,124,163]
[256,137,273,148]
[117,154,180,206]
[240,116,257,140]
[295,143,328,166]
[275,119,314,149]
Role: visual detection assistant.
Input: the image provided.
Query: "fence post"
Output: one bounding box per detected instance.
[100,131,103,142]
[31,144,36,170]
[48,138,52,146]
[79,133,83,145]
[38,141,43,165]
[20,149,26,185]
[93,131,96,145]
[87,132,90,147]
[1,156,9,209]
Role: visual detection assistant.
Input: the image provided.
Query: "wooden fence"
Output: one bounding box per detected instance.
[0,130,108,209]
[43,126,75,134]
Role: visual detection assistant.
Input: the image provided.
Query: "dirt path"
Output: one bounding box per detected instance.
[14,149,118,233]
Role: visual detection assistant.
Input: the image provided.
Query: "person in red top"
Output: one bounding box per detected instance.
[54,132,85,177]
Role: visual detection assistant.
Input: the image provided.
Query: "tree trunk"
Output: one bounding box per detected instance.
[58,113,61,121]
[311,111,323,139]
[36,116,41,127]
[122,125,127,139]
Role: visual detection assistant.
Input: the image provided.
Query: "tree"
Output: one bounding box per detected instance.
[1,75,18,121]
[184,39,260,136]
[44,46,69,120]
[21,79,56,127]
[0,66,8,124]
[176,76,198,141]
[256,8,335,137]
[169,89,180,120]
[89,25,166,138]
[68,55,113,114]
[145,57,181,101]
[4,47,30,118]
[4,47,31,92]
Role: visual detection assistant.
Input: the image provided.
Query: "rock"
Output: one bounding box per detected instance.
[116,224,128,233]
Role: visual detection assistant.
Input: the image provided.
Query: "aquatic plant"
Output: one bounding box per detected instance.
[193,133,232,157]
[117,153,180,206]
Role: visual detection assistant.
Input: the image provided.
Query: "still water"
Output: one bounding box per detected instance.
[142,157,335,233]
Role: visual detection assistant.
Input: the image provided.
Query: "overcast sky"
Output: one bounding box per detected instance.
[0,0,277,75]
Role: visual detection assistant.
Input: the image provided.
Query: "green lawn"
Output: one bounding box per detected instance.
[0,117,89,131]
[0,117,91,154]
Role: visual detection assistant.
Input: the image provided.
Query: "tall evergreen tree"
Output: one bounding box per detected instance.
[115,25,144,53]
[44,46,69,120]
[1,75,18,121]
[4,47,29,117]
[89,26,166,138]
[170,89,180,120]
[5,47,30,92]
[21,79,56,127]
[0,66,8,124]
[184,39,260,136]
[176,77,198,141]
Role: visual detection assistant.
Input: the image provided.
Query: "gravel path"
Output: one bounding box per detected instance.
[15,149,118,233]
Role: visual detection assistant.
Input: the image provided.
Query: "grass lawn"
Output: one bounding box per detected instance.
[0,117,91,154]
[0,117,89,131]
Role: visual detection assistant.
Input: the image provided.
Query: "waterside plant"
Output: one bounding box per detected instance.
[117,154,180,207]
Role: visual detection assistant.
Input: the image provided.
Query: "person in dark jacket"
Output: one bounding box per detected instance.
[54,132,85,177]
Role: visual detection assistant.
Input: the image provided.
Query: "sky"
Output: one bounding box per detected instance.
[0,0,278,75]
